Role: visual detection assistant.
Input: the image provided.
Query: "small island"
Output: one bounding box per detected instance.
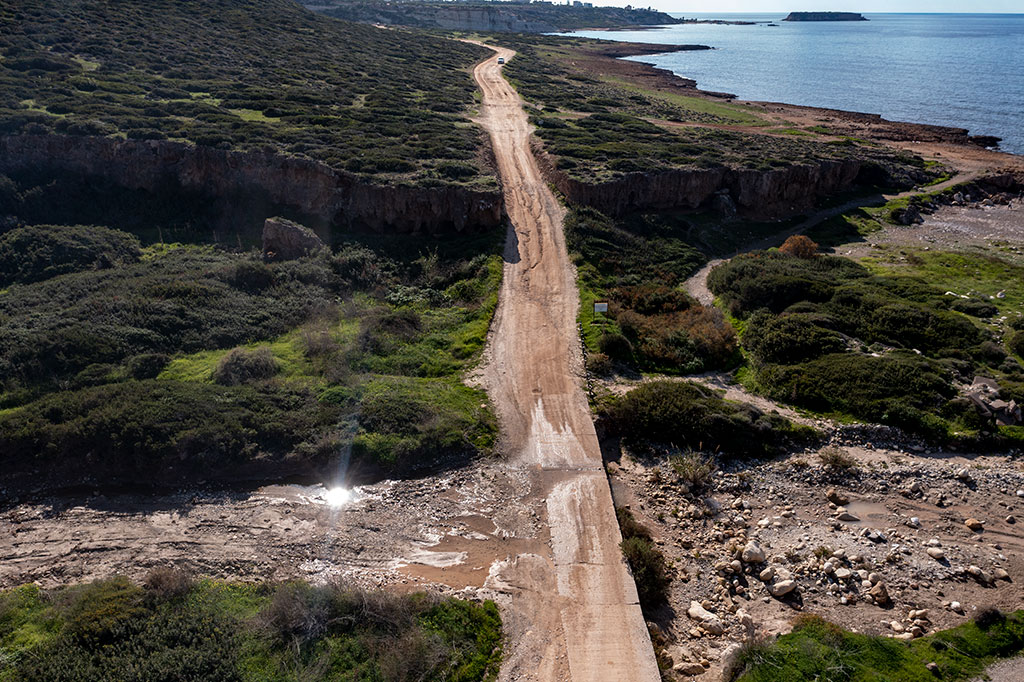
[783,12,868,21]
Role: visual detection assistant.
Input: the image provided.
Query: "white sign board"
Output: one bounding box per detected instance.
[593,302,608,313]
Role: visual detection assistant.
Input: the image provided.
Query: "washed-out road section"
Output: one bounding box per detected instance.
[470,44,661,682]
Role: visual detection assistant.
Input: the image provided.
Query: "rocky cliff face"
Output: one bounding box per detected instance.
[0,135,503,236]
[536,146,888,219]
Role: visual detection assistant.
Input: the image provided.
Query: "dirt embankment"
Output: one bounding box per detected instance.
[0,134,503,236]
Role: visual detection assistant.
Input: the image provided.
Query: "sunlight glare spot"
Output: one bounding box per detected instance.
[324,486,353,507]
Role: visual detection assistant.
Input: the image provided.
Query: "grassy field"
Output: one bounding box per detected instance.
[0,0,494,189]
[732,611,1024,682]
[0,575,502,682]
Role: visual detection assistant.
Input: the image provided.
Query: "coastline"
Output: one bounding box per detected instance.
[568,36,1022,170]
[561,15,1022,156]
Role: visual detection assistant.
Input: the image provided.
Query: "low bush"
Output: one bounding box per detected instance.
[0,224,140,286]
[0,380,340,485]
[603,380,810,456]
[212,346,279,386]
[817,446,857,471]
[1009,330,1024,358]
[778,235,818,259]
[731,611,1024,682]
[616,508,670,613]
[670,450,717,489]
[142,567,194,601]
[0,577,502,682]
[756,353,954,437]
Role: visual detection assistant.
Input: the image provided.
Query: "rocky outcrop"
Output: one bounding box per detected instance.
[783,12,867,22]
[0,134,503,236]
[536,146,878,218]
[262,217,324,261]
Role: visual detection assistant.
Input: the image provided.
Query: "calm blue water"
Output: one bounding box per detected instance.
[567,14,1024,154]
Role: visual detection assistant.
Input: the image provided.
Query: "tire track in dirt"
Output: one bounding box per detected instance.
[467,43,661,682]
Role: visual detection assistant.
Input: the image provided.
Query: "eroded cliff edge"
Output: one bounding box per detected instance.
[0,135,503,237]
[535,145,922,219]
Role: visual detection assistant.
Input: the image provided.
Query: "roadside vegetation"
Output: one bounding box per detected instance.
[601,380,814,458]
[0,572,502,682]
[0,222,502,488]
[708,241,1024,444]
[616,507,671,614]
[0,0,494,188]
[566,206,744,376]
[729,610,1024,682]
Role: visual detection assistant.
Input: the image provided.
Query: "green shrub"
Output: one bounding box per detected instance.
[732,611,1024,682]
[212,346,279,385]
[743,312,845,365]
[0,380,340,484]
[1009,330,1024,358]
[598,332,634,361]
[0,0,494,187]
[620,537,670,612]
[604,380,808,456]
[0,224,140,286]
[757,353,953,429]
[616,508,670,614]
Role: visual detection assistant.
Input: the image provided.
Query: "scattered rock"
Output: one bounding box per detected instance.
[741,541,766,564]
[869,582,891,606]
[926,547,946,561]
[769,580,797,597]
[836,508,860,522]
[925,661,940,675]
[965,518,984,532]
[687,601,725,635]
[826,488,849,505]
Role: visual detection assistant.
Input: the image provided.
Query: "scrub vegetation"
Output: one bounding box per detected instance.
[708,246,1024,444]
[602,380,814,458]
[497,38,932,186]
[730,611,1024,682]
[0,0,494,188]
[567,206,744,375]
[0,222,502,487]
[0,574,502,682]
[616,507,671,614]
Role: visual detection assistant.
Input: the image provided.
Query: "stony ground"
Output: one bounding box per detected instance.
[607,412,1024,680]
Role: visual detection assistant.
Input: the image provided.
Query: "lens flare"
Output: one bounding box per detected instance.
[324,486,352,507]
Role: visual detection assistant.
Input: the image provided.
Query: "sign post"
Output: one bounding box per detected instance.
[593,301,608,325]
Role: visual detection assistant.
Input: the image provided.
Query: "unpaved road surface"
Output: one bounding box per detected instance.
[471,44,661,682]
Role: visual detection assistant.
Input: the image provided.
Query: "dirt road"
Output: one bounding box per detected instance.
[471,44,661,682]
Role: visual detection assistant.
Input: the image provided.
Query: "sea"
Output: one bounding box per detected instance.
[566,13,1024,155]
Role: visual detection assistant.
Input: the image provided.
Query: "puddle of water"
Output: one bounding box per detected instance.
[255,483,364,507]
[844,500,891,527]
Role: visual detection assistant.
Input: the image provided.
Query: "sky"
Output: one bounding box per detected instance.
[582,0,1021,13]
